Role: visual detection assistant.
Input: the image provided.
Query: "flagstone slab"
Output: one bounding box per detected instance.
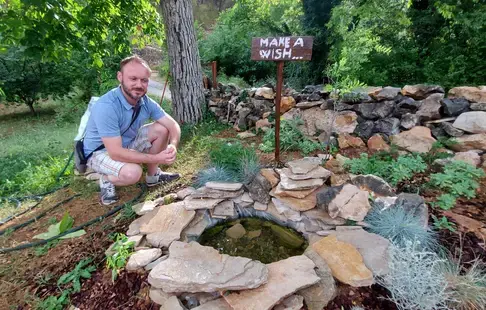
[286,157,323,174]
[148,241,268,293]
[205,182,243,191]
[280,173,324,191]
[184,197,224,210]
[223,255,320,310]
[279,167,331,181]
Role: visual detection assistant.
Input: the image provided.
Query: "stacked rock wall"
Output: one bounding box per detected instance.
[207,84,486,150]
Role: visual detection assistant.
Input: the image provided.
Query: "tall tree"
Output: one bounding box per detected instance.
[160,0,205,124]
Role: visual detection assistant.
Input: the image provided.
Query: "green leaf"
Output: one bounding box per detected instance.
[59,229,86,239]
[79,269,92,279]
[59,211,74,233]
[33,222,61,240]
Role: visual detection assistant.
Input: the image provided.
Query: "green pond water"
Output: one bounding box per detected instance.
[199,218,308,264]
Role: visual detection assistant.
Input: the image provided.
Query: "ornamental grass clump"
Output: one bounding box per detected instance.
[364,204,437,250]
[377,241,450,310]
[439,259,486,310]
[194,166,239,188]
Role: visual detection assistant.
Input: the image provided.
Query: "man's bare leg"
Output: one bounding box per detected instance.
[105,163,143,186]
[146,122,169,176]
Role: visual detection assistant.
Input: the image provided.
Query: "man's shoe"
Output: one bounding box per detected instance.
[146,169,181,187]
[99,177,118,206]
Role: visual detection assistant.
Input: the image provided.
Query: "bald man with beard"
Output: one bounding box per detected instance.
[83,55,180,205]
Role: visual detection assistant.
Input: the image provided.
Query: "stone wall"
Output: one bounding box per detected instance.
[207,84,486,149]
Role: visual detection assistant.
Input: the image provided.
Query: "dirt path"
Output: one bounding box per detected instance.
[148,71,171,101]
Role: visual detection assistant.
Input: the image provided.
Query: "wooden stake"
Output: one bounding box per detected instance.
[211,61,218,89]
[275,61,284,163]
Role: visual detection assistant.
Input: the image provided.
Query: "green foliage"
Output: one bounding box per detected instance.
[199,0,304,84]
[365,204,437,249]
[429,161,485,199]
[106,233,135,282]
[344,153,427,186]
[431,193,456,211]
[33,211,86,240]
[259,119,324,155]
[204,141,260,185]
[327,0,486,88]
[36,290,70,310]
[0,47,79,113]
[34,240,60,257]
[57,258,96,293]
[431,215,456,232]
[0,0,163,63]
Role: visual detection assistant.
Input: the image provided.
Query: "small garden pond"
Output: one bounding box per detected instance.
[199,217,308,264]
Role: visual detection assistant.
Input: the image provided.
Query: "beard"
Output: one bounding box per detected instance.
[121,81,146,101]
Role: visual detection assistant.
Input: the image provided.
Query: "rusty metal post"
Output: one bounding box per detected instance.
[275,61,284,163]
[211,61,217,89]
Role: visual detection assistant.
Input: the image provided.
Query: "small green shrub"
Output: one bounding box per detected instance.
[36,290,70,310]
[210,141,257,173]
[106,233,135,282]
[57,258,96,293]
[431,193,457,211]
[429,161,485,200]
[344,153,427,186]
[431,215,456,232]
[364,204,436,249]
[259,119,324,155]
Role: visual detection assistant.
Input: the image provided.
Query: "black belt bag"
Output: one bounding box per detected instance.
[74,104,141,174]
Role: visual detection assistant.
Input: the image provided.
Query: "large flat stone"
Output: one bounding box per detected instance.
[212,200,236,217]
[149,288,175,306]
[279,167,331,181]
[286,157,323,174]
[273,183,317,198]
[191,187,244,199]
[351,174,395,197]
[205,182,243,191]
[320,184,371,221]
[271,198,302,221]
[450,134,486,151]
[223,255,320,310]
[127,202,195,246]
[303,208,347,226]
[452,111,486,134]
[334,226,390,276]
[299,248,336,310]
[270,187,319,212]
[280,173,324,191]
[260,168,280,187]
[132,200,158,215]
[148,241,268,293]
[312,235,373,287]
[181,210,211,242]
[274,295,304,310]
[448,86,486,103]
[391,126,436,153]
[184,197,224,210]
[126,248,162,271]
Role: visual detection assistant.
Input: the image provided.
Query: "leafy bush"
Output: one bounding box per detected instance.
[259,119,324,155]
[0,154,72,196]
[106,233,135,282]
[377,241,450,310]
[57,258,96,293]
[429,161,485,200]
[199,0,304,84]
[365,204,436,249]
[439,259,486,310]
[344,153,427,186]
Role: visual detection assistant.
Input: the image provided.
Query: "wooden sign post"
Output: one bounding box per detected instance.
[251,36,313,163]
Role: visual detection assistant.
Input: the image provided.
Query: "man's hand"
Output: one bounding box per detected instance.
[154,144,177,165]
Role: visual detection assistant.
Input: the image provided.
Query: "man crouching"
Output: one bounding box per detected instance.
[83,55,180,205]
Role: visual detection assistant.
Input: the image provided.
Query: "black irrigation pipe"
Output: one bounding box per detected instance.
[0,185,146,254]
[0,195,79,236]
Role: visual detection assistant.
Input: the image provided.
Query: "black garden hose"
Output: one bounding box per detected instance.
[0,185,146,254]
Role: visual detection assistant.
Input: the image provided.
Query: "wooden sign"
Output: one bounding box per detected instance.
[251,36,314,163]
[251,36,313,61]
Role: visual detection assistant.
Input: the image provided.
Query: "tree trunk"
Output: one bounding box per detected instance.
[160,0,205,124]
[26,100,36,115]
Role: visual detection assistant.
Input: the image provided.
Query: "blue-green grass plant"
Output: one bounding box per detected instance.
[377,241,450,310]
[364,204,437,250]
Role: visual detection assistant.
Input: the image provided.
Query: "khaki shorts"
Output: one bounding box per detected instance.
[88,123,152,177]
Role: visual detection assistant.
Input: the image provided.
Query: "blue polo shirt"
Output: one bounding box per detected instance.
[83,87,165,156]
